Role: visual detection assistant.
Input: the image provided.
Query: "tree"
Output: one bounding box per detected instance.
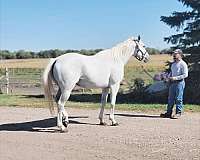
[16,50,32,59]
[146,47,160,55]
[161,0,200,66]
[0,50,16,59]
[161,0,200,104]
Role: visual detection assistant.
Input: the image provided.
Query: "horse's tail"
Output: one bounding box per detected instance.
[43,58,57,114]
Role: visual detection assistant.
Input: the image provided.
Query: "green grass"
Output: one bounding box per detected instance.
[0,94,199,112]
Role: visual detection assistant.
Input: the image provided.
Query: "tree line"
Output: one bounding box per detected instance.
[0,47,168,59]
[0,49,101,59]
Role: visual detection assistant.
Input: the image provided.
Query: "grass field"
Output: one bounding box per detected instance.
[0,55,171,69]
[0,94,199,112]
[0,58,48,69]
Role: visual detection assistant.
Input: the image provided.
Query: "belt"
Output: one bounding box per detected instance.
[170,79,184,83]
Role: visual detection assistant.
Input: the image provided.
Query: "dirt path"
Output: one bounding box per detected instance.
[0,107,199,160]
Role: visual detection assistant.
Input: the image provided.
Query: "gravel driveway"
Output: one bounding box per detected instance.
[0,107,199,160]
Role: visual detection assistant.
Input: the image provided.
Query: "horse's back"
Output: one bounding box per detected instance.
[57,52,87,63]
[53,53,112,89]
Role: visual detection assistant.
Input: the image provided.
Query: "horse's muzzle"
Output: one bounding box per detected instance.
[144,58,149,63]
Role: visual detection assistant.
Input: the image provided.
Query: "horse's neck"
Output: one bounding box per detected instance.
[121,48,134,65]
[111,44,135,65]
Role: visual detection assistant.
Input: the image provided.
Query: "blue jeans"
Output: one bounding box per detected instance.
[167,80,185,115]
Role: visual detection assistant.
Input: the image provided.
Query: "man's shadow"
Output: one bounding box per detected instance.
[114,113,161,118]
[0,116,91,133]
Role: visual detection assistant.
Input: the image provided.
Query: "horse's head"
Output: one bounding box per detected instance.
[131,36,149,63]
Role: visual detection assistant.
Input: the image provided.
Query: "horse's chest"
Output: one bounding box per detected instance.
[109,68,124,84]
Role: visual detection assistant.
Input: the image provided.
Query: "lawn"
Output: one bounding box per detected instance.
[0,94,199,112]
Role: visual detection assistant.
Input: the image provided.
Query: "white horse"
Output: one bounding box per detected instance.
[43,36,149,131]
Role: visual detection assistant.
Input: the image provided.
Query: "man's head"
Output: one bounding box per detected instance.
[173,49,183,62]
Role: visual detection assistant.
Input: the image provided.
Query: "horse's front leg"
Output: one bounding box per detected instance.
[109,83,120,126]
[99,88,109,125]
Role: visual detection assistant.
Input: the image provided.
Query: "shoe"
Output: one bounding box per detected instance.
[160,113,172,118]
[172,113,181,119]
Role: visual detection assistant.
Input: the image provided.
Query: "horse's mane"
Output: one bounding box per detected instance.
[96,37,135,62]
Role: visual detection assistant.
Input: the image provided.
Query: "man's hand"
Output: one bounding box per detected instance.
[169,77,176,81]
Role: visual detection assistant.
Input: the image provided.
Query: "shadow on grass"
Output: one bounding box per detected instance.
[23,92,167,104]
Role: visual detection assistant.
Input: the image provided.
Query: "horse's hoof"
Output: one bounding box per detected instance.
[99,122,107,126]
[111,122,119,126]
[58,125,68,133]
[60,128,68,133]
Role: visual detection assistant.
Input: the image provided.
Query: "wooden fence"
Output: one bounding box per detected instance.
[0,68,43,94]
[0,68,89,95]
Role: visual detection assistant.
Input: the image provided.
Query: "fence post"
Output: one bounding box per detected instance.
[0,79,2,94]
[6,67,9,94]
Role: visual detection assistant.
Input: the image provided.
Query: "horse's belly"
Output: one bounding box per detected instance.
[77,78,109,89]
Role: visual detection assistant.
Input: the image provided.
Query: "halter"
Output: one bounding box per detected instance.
[134,40,147,61]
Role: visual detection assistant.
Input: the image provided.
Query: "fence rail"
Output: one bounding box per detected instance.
[0,67,88,95]
[0,67,43,94]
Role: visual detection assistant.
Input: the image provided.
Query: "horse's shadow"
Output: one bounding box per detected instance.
[0,113,162,133]
[0,116,92,133]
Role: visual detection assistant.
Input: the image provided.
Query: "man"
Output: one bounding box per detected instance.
[160,49,188,119]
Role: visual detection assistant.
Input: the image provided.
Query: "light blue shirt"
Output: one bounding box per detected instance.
[171,59,188,81]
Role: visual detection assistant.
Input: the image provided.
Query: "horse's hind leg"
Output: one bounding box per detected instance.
[57,89,72,131]
[55,88,61,103]
[56,88,68,126]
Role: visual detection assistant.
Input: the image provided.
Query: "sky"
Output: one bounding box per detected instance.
[0,0,187,51]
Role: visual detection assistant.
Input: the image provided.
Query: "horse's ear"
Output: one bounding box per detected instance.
[138,35,141,41]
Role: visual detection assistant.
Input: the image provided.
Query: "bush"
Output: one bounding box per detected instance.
[0,50,16,59]
[146,47,160,55]
[133,78,145,90]
[16,50,32,59]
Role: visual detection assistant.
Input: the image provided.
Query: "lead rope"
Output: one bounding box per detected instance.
[140,65,154,79]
